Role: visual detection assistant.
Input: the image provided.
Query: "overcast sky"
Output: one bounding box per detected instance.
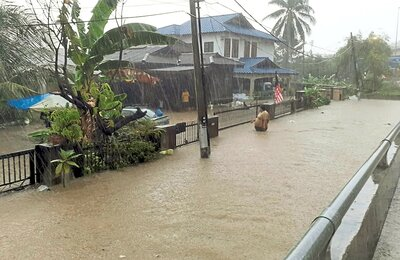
[15,0,401,55]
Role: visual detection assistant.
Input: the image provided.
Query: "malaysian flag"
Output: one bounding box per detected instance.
[274,72,283,104]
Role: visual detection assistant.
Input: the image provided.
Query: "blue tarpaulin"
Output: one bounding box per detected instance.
[7,93,50,110]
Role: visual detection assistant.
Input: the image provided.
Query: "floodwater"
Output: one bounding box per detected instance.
[0,99,400,259]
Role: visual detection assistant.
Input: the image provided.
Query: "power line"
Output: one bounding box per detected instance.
[204,1,339,55]
[0,10,190,29]
[302,46,352,65]
[26,0,189,10]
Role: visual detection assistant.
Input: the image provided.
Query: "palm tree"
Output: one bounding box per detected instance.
[0,3,51,122]
[263,0,316,66]
[0,3,51,86]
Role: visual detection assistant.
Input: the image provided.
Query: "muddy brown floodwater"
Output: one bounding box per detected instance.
[0,99,400,260]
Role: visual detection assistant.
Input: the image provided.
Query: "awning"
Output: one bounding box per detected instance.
[8,93,72,111]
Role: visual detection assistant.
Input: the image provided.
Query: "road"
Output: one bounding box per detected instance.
[0,99,399,260]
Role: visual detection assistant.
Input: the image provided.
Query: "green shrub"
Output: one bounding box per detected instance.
[304,86,331,108]
[50,108,83,143]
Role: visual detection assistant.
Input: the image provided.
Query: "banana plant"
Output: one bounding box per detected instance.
[56,0,177,141]
[51,149,81,188]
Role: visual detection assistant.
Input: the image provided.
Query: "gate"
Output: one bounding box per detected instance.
[0,149,36,193]
[213,105,258,130]
[176,121,198,147]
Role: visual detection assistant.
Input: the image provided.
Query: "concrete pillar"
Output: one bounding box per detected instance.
[157,124,177,150]
[207,116,219,138]
[35,144,62,187]
[249,78,255,97]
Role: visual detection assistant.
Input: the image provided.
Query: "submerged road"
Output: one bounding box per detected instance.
[0,99,399,260]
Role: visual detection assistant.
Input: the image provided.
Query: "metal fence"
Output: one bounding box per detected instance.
[176,121,198,147]
[272,100,293,118]
[82,142,110,173]
[0,149,36,193]
[285,122,400,259]
[213,105,258,130]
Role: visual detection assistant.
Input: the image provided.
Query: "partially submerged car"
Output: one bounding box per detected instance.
[122,106,170,126]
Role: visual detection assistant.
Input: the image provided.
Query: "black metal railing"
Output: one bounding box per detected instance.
[0,149,36,193]
[273,100,293,118]
[82,142,110,174]
[176,121,198,147]
[213,105,258,130]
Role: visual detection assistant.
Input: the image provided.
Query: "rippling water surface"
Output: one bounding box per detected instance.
[0,99,399,259]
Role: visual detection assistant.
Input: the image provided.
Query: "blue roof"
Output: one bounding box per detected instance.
[158,13,276,41]
[234,57,298,75]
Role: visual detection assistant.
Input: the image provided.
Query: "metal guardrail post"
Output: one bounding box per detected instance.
[286,122,400,260]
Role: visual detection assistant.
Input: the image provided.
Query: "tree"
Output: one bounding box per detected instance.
[360,33,392,92]
[263,0,316,66]
[30,0,177,142]
[0,3,52,122]
[335,33,392,92]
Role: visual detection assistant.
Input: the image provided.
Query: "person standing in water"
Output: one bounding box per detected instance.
[254,107,270,132]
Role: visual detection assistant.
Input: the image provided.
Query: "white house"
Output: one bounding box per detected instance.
[157,13,276,61]
[158,13,298,97]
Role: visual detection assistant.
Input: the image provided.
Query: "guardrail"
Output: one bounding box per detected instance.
[285,122,400,259]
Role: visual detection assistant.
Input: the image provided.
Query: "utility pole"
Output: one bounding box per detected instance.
[302,41,305,80]
[350,32,361,100]
[189,0,210,158]
[395,7,400,51]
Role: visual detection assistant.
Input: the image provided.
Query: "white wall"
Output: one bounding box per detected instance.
[177,33,275,60]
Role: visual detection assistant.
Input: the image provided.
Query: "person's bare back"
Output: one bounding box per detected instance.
[254,110,270,131]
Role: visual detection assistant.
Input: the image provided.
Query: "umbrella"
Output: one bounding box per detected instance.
[29,94,72,111]
[8,93,73,111]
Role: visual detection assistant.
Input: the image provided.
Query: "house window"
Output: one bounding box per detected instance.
[251,42,257,57]
[224,38,231,57]
[204,42,214,53]
[244,41,250,58]
[232,39,239,58]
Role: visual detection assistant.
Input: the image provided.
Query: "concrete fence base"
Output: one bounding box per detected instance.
[327,148,400,260]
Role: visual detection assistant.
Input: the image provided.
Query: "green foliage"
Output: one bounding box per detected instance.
[28,129,51,143]
[125,119,165,141]
[264,0,315,65]
[364,80,400,98]
[304,86,331,108]
[114,140,156,166]
[0,4,51,85]
[83,119,163,173]
[90,82,126,126]
[49,108,83,143]
[54,0,177,140]
[303,74,352,87]
[60,0,177,93]
[335,33,392,92]
[51,149,81,187]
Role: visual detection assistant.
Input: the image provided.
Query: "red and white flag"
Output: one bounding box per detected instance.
[274,72,283,104]
[274,84,283,104]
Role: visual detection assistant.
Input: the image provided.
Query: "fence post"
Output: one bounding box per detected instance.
[207,116,219,138]
[29,150,36,185]
[157,124,177,150]
[34,144,61,187]
[291,100,296,114]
